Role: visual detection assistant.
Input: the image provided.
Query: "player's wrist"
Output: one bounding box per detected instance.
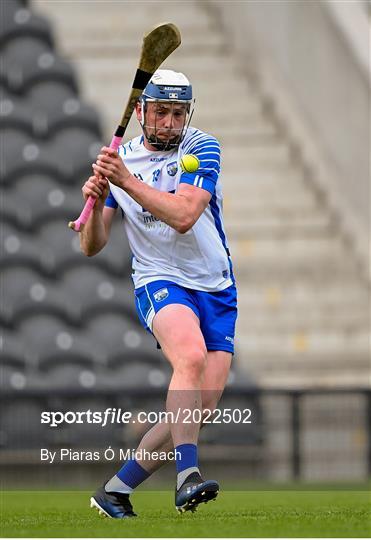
[119,171,133,190]
[91,201,105,214]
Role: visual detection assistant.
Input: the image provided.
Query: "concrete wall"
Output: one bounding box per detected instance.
[209,0,369,262]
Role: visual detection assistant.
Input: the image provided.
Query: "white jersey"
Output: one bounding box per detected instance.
[105,127,233,292]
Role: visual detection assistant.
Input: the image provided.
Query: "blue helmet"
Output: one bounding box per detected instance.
[139,69,194,150]
[142,69,193,102]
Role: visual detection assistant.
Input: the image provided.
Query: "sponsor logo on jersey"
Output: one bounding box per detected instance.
[225,336,234,344]
[222,270,229,279]
[167,161,178,176]
[153,288,169,302]
[150,157,167,162]
[143,214,160,224]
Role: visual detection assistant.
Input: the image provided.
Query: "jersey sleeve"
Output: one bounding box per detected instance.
[105,189,118,209]
[179,134,221,195]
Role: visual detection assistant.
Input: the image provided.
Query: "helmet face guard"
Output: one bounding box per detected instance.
[140,98,194,151]
[139,71,194,151]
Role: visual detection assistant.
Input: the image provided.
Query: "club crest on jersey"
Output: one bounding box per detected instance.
[153,288,169,302]
[167,161,178,177]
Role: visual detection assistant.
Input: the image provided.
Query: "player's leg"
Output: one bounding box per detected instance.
[152,303,208,499]
[171,281,237,511]
[92,303,207,517]
[200,350,232,413]
[117,348,231,513]
[154,303,207,441]
[92,282,236,516]
[116,350,231,512]
[133,350,232,473]
[172,350,231,512]
[93,349,231,517]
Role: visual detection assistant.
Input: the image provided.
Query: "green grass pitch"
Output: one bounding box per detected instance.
[1,489,370,537]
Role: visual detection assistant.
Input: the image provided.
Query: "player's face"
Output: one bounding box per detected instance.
[137,101,189,150]
[145,102,188,140]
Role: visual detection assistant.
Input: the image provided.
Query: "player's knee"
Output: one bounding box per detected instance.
[182,347,207,380]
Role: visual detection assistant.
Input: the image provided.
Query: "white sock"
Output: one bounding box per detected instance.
[176,466,201,491]
[105,474,133,494]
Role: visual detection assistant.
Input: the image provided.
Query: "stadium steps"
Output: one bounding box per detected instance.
[31,0,370,388]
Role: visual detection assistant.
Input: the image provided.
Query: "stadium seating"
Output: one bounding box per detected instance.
[19,313,101,370]
[2,175,83,229]
[92,220,133,276]
[0,1,53,50]
[1,35,77,94]
[1,81,100,139]
[58,266,135,322]
[0,223,46,274]
[84,312,162,366]
[0,128,59,184]
[28,81,101,137]
[0,87,35,135]
[1,330,27,390]
[0,128,34,180]
[38,218,86,273]
[1,190,31,229]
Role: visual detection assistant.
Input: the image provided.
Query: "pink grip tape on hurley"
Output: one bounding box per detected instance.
[68,134,123,232]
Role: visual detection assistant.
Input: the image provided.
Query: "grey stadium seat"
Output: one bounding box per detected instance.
[0,330,50,392]
[40,220,132,277]
[19,313,101,368]
[1,328,26,360]
[1,189,32,229]
[49,127,103,181]
[0,84,99,140]
[0,329,27,377]
[38,218,86,274]
[1,361,24,390]
[1,0,27,20]
[0,128,33,181]
[28,81,101,137]
[84,312,163,367]
[1,266,68,327]
[1,36,77,94]
[59,264,135,323]
[0,128,60,185]
[0,4,53,49]
[0,88,35,135]
[41,360,98,391]
[1,36,52,84]
[93,220,133,276]
[0,128,101,185]
[4,175,83,229]
[1,222,47,271]
[99,362,160,391]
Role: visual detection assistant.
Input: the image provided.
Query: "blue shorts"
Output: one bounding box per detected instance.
[134,280,238,354]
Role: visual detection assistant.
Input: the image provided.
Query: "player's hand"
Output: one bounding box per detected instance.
[92,147,131,189]
[82,175,109,213]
